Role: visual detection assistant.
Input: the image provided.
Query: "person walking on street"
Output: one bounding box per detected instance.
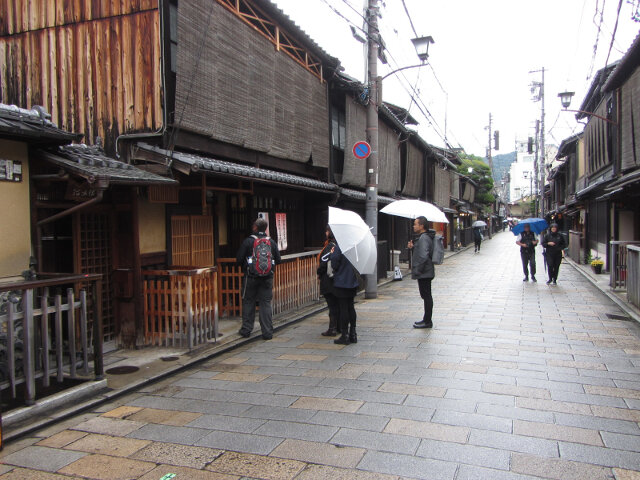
[408,216,435,329]
[330,244,359,345]
[516,223,538,282]
[317,226,339,336]
[542,223,567,285]
[236,218,281,340]
[473,227,483,253]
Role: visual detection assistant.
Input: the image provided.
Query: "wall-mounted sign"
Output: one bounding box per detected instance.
[275,213,287,251]
[0,159,22,182]
[352,141,371,160]
[65,181,99,201]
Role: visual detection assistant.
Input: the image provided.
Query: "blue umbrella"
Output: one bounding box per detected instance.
[511,218,548,235]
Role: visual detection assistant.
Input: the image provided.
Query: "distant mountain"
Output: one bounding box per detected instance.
[484,151,516,184]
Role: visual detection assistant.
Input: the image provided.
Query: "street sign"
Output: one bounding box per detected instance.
[353,141,371,159]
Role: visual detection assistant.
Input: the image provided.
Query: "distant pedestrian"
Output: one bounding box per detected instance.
[516,223,538,282]
[236,218,281,340]
[330,244,359,345]
[408,216,435,329]
[473,227,483,253]
[317,226,339,336]
[542,223,566,285]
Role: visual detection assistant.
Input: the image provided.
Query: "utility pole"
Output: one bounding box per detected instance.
[534,119,540,216]
[364,0,379,299]
[486,113,493,238]
[539,67,546,219]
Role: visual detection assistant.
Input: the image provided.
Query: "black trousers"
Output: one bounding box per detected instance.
[474,238,481,251]
[240,276,274,337]
[521,250,536,277]
[323,292,340,331]
[336,295,357,334]
[418,278,433,324]
[547,252,562,281]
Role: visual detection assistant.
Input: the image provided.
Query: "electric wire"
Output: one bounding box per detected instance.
[587,0,607,81]
[604,0,625,67]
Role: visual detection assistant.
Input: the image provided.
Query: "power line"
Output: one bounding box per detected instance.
[400,0,419,37]
[587,0,607,81]
[604,0,624,67]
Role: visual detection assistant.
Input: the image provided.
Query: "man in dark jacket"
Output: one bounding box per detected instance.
[542,223,567,285]
[236,218,281,340]
[516,223,539,282]
[408,216,435,329]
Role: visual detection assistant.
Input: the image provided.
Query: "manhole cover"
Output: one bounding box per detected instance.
[106,365,140,375]
[606,313,632,321]
[160,356,180,362]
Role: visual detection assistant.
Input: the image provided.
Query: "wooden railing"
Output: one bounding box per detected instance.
[569,230,582,264]
[217,250,321,318]
[142,267,218,349]
[627,246,640,309]
[0,273,103,406]
[610,241,640,290]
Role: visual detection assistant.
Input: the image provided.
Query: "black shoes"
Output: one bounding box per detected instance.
[553,280,557,285]
[334,335,350,345]
[531,276,537,282]
[547,279,553,285]
[262,334,272,340]
[321,329,337,337]
[413,321,433,329]
[523,276,528,282]
[349,327,357,344]
[238,330,251,338]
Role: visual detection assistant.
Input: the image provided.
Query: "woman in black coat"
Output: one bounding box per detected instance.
[317,227,339,336]
[330,244,360,345]
[542,223,567,285]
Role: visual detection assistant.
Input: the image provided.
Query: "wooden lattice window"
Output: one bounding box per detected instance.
[148,185,179,203]
[171,215,214,267]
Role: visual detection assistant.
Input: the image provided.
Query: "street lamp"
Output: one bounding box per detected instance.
[363,0,434,299]
[557,91,618,125]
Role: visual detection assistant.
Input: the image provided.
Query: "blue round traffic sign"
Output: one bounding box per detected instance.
[353,141,371,159]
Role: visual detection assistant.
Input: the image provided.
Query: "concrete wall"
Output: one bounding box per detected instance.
[0,139,31,279]
[138,197,165,254]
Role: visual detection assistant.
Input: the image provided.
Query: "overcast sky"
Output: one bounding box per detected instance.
[273,0,639,158]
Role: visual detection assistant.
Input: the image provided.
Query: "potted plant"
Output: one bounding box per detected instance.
[591,257,604,274]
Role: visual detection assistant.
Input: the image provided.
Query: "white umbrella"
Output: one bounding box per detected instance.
[380,199,449,224]
[328,207,377,275]
[472,220,487,228]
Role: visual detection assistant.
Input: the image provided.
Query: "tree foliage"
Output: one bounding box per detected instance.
[456,154,495,210]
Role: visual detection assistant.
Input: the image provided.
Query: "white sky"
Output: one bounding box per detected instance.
[273,0,640,157]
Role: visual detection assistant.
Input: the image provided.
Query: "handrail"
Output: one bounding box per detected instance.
[142,266,217,276]
[0,273,102,293]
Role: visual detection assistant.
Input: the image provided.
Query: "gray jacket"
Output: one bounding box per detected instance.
[411,231,435,280]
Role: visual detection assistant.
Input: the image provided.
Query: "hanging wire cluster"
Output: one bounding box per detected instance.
[628,0,640,21]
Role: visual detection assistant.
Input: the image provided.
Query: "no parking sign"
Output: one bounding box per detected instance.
[353,141,371,160]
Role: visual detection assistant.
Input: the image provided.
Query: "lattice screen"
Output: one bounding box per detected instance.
[171,215,214,267]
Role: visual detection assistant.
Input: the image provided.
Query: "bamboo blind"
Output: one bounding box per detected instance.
[403,141,425,197]
[621,70,640,171]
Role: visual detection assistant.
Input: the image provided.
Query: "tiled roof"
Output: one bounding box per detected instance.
[0,104,81,145]
[137,143,336,192]
[339,187,396,204]
[39,144,176,186]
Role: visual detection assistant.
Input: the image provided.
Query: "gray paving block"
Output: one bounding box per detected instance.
[468,429,559,457]
[600,431,640,452]
[253,419,338,442]
[243,405,317,422]
[475,403,555,423]
[175,387,298,407]
[356,402,435,421]
[456,464,548,480]
[416,438,510,470]
[127,423,211,445]
[356,450,457,480]
[550,389,628,408]
[274,384,341,398]
[337,388,406,405]
[515,377,586,393]
[445,389,515,407]
[196,430,284,455]
[1,446,87,472]
[559,441,640,469]
[330,427,420,455]
[318,377,383,391]
[404,395,477,413]
[262,374,323,386]
[554,412,640,435]
[431,409,512,433]
[186,414,267,433]
[307,410,390,432]
[173,377,281,394]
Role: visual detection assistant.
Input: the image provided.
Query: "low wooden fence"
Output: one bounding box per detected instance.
[0,274,103,406]
[609,241,640,290]
[142,267,218,349]
[217,250,321,318]
[627,245,640,309]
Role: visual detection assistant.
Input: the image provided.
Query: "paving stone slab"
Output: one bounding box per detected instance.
[0,468,77,479]
[58,453,156,479]
[270,438,365,468]
[127,423,211,445]
[0,446,87,473]
[130,442,224,469]
[510,452,612,480]
[415,438,510,470]
[253,419,338,442]
[197,431,284,455]
[467,429,559,457]
[64,433,150,457]
[206,451,305,479]
[293,464,400,480]
[356,450,457,480]
[330,428,420,455]
[138,464,239,480]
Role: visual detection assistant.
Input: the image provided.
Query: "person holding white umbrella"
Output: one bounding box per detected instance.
[408,216,435,329]
[329,243,360,345]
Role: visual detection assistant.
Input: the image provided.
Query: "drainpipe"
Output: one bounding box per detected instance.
[114,0,168,159]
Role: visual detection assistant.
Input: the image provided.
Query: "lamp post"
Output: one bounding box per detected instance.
[557,91,618,125]
[363,0,432,298]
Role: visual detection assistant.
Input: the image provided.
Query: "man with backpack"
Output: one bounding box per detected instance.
[408,216,436,329]
[236,218,281,340]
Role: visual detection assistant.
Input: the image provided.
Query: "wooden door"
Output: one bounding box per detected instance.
[171,215,214,267]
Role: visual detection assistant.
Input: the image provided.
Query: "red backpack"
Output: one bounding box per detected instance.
[248,235,274,276]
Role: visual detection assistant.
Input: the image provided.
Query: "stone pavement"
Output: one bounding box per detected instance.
[2,232,640,480]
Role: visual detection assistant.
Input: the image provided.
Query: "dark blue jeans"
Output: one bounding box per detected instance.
[240,276,274,337]
[521,250,536,277]
[418,278,433,324]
